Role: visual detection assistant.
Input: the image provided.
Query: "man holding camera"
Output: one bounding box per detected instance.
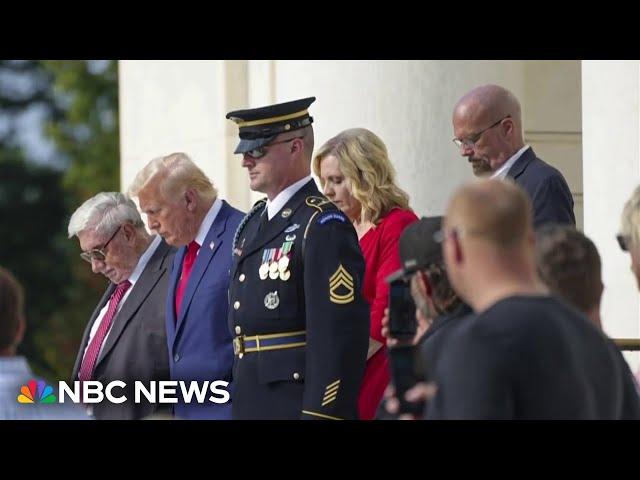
[380,216,472,418]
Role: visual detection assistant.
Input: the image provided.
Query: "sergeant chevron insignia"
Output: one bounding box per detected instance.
[329,264,354,304]
[322,379,340,406]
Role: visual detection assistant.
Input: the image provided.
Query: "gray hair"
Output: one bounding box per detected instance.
[620,185,640,248]
[68,192,145,238]
[127,152,217,202]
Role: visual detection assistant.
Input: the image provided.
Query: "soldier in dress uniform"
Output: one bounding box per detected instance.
[225,97,370,420]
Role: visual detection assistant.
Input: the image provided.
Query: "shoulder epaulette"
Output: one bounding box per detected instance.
[305,195,333,212]
[303,196,348,242]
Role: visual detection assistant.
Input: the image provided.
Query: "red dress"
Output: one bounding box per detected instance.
[357,208,419,419]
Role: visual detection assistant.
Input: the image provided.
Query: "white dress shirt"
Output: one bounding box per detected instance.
[265,176,313,220]
[194,197,223,248]
[491,144,531,180]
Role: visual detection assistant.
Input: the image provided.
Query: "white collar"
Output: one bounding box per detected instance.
[266,176,312,220]
[195,197,223,246]
[491,145,530,179]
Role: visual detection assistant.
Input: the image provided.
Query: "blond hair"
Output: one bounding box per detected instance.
[313,128,410,224]
[620,185,640,248]
[128,152,217,203]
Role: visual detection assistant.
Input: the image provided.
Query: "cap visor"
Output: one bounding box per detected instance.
[233,135,277,154]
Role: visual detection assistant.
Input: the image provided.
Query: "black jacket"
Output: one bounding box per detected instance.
[71,238,175,420]
[427,296,640,420]
[228,179,370,420]
[507,147,575,227]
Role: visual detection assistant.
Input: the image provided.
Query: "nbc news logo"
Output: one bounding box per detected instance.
[17,379,57,404]
[16,379,230,405]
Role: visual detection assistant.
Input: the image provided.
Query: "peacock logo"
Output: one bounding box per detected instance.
[17,379,57,404]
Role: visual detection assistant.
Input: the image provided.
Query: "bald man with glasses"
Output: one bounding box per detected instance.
[452,84,575,227]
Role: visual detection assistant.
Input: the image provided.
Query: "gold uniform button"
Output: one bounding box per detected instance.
[235,326,241,335]
[293,372,300,380]
[239,273,246,282]
[234,301,240,310]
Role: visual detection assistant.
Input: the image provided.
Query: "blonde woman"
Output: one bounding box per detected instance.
[314,128,418,420]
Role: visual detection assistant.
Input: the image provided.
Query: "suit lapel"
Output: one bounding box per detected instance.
[175,202,230,333]
[95,239,171,368]
[506,146,535,180]
[71,282,115,380]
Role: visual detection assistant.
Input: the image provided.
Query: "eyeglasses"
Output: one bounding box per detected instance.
[617,234,631,252]
[80,226,121,263]
[452,115,511,149]
[245,136,305,160]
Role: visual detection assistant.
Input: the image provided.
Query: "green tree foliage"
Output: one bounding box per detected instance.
[0,60,119,380]
[0,150,70,379]
[42,60,119,198]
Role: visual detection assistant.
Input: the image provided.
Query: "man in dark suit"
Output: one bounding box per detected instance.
[225,97,370,420]
[68,192,174,420]
[452,84,575,227]
[130,152,244,420]
[427,179,640,419]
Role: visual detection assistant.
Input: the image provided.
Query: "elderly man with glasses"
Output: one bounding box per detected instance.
[67,191,175,419]
[452,84,575,227]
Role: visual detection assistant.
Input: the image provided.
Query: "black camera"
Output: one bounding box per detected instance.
[388,344,425,416]
[387,277,417,340]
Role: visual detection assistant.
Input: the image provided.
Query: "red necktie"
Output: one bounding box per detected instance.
[175,240,200,318]
[78,280,132,382]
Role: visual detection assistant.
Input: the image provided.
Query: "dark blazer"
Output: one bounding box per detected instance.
[506,147,575,227]
[166,200,244,420]
[71,238,175,420]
